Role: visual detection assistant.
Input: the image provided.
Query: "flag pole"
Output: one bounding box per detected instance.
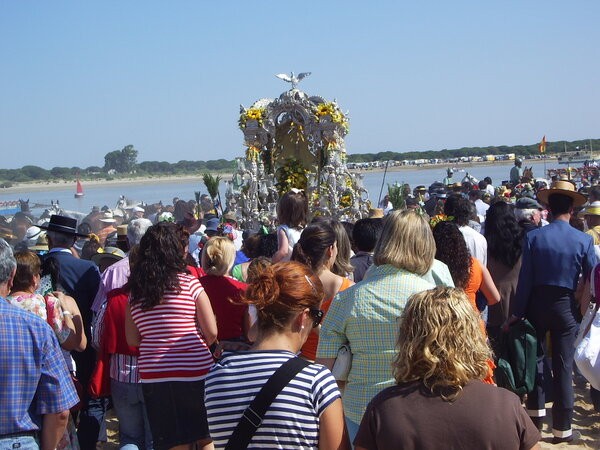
[378,160,390,206]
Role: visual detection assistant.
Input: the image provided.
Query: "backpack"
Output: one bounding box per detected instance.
[494,319,537,397]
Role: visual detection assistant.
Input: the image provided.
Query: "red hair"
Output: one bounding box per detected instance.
[243,261,323,332]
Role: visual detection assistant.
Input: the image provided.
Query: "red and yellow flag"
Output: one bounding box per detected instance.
[539,135,547,154]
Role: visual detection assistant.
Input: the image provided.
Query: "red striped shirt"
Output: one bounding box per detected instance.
[130,273,214,382]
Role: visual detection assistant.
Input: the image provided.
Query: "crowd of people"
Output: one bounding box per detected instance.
[2,167,600,450]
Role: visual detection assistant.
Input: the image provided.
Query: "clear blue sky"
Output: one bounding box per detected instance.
[1,1,598,170]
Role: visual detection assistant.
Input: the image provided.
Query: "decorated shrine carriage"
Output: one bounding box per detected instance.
[226,73,369,230]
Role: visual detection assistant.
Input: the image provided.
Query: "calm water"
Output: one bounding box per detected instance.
[0,160,560,217]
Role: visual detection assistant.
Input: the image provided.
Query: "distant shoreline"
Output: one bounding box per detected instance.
[0,158,553,195]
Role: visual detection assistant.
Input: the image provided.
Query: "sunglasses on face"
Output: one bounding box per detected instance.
[309,309,324,328]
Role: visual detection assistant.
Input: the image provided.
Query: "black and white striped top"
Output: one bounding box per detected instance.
[204,350,341,449]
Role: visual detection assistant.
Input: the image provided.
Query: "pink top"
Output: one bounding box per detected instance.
[130,273,214,382]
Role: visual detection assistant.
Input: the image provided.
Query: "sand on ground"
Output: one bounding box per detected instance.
[98,377,599,449]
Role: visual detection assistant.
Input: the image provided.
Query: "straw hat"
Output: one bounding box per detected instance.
[584,201,600,216]
[91,246,126,267]
[25,226,43,247]
[29,234,49,252]
[117,225,128,236]
[537,180,587,208]
[99,210,116,224]
[368,208,385,218]
[223,211,238,222]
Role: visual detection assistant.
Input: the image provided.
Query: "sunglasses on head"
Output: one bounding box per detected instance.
[309,309,324,328]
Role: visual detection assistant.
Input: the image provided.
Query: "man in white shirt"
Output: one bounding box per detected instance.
[444,194,487,266]
[470,190,490,222]
[484,177,495,196]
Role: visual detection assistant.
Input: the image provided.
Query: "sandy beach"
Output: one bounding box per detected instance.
[0,174,233,195]
[0,158,550,196]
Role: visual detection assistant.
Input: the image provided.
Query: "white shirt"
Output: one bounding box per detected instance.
[459,225,488,266]
[474,199,490,220]
[485,184,495,196]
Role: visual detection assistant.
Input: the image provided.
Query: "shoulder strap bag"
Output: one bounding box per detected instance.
[224,356,310,450]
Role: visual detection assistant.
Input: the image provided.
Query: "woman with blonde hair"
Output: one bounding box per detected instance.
[354,287,541,450]
[200,236,249,350]
[204,261,349,449]
[317,210,437,441]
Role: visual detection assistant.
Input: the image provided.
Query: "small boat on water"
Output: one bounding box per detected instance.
[74,179,84,198]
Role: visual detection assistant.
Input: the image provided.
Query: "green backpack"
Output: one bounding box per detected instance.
[494,319,538,396]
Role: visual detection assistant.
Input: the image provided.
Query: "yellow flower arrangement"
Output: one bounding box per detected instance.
[246,145,261,162]
[239,107,266,129]
[316,103,335,117]
[429,214,454,229]
[275,159,309,195]
[339,192,353,208]
[315,102,349,132]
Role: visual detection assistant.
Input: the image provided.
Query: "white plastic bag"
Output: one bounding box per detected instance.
[574,302,600,390]
[331,345,352,381]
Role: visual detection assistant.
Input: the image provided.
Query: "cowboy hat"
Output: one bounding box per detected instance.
[40,215,88,237]
[537,180,587,208]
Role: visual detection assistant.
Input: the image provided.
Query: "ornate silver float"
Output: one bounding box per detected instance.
[226,73,369,230]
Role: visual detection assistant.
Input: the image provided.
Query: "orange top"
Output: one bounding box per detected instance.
[463,256,496,384]
[464,257,483,309]
[301,277,352,361]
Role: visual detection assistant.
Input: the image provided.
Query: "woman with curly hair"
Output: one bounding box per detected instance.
[354,287,541,450]
[125,222,217,450]
[484,200,524,351]
[432,221,500,314]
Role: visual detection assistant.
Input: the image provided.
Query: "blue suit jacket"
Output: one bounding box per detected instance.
[514,219,597,318]
[43,249,101,384]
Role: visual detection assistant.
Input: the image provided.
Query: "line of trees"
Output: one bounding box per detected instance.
[1,139,598,186]
[347,139,600,163]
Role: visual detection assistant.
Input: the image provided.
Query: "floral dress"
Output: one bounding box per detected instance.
[6,292,71,344]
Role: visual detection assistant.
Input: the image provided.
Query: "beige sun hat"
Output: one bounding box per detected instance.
[28,234,49,252]
[368,208,385,218]
[584,201,600,216]
[537,180,587,208]
[99,210,116,223]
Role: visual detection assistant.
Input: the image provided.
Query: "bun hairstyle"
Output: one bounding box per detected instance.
[291,222,336,271]
[201,236,236,276]
[243,261,324,333]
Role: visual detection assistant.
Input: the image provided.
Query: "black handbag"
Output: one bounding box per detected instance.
[224,357,310,450]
